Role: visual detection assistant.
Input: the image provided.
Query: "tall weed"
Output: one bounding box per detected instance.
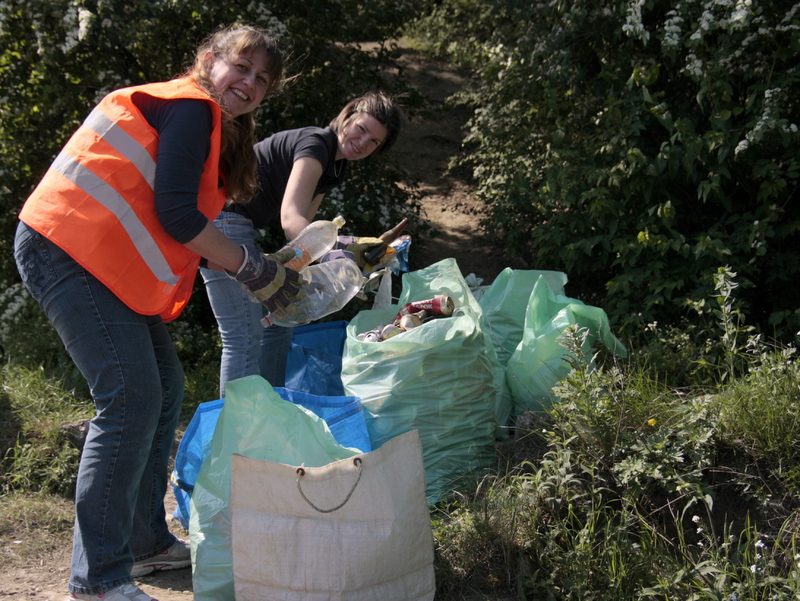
[548,327,717,517]
[714,345,800,487]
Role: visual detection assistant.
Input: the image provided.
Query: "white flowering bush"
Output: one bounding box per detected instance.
[411,0,800,340]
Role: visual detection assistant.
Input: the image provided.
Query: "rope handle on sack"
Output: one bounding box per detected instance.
[295,457,363,513]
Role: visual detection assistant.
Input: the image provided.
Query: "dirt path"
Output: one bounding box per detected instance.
[0,492,192,600]
[392,43,506,286]
[0,42,502,601]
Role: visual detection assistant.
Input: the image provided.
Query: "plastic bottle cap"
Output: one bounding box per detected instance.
[333,215,346,228]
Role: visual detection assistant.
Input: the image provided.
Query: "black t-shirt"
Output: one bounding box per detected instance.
[227,126,347,229]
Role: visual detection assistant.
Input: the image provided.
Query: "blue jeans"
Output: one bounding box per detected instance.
[200,211,294,397]
[14,222,183,595]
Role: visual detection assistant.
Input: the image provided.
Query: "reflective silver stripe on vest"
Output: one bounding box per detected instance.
[52,151,180,288]
[84,108,157,187]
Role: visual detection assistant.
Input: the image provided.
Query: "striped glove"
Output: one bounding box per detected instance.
[228,245,305,315]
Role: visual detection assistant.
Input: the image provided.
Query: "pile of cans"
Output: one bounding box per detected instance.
[357,296,460,343]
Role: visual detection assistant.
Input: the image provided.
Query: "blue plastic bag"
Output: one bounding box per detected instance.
[171,383,370,528]
[272,387,371,454]
[284,320,348,396]
[171,399,224,528]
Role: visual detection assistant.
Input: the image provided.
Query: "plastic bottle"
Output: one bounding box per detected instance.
[262,255,365,327]
[279,215,346,271]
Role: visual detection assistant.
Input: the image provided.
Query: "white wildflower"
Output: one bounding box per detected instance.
[78,8,93,41]
[661,10,684,48]
[683,54,704,78]
[623,0,650,44]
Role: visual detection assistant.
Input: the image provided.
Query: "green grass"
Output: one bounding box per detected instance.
[0,491,74,564]
[0,364,89,496]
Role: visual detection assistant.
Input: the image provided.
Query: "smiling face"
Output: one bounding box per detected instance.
[336,113,388,161]
[207,49,272,118]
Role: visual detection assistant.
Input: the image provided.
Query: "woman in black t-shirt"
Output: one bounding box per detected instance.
[201,92,403,396]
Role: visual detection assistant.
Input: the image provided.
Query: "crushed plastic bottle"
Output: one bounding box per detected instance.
[279,215,346,271]
[261,254,365,327]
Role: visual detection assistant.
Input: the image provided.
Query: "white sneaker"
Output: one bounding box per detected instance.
[130,538,191,577]
[66,582,158,601]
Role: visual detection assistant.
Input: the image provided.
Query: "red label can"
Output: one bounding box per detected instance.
[395,296,454,321]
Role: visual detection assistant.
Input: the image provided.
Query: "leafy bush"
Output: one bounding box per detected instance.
[409,0,800,340]
[0,282,66,367]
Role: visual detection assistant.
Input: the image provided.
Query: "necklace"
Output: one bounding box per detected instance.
[334,160,344,178]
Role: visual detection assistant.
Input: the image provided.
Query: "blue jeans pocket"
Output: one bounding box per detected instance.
[14,222,56,302]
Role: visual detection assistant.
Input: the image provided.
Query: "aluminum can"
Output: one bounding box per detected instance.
[395,296,454,321]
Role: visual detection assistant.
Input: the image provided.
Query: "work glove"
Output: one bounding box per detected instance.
[337,235,385,268]
[227,245,305,316]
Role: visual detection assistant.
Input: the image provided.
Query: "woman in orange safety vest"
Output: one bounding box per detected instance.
[14,24,303,601]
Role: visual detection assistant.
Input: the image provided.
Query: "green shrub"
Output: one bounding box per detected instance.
[433,324,800,600]
[547,327,718,516]
[0,282,67,367]
[409,0,800,341]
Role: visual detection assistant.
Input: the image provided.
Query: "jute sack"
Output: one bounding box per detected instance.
[230,429,435,601]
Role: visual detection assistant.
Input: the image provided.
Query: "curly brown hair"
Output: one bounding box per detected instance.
[190,24,284,203]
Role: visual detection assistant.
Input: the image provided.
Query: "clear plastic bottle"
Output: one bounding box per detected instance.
[261,255,365,327]
[279,215,346,271]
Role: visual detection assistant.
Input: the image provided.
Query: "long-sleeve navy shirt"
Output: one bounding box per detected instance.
[132,92,212,244]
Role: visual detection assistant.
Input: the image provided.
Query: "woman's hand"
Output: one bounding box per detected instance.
[228,245,305,315]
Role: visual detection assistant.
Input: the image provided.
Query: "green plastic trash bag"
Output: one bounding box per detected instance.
[506,274,627,414]
[478,268,569,366]
[398,258,512,437]
[190,375,358,601]
[341,258,511,502]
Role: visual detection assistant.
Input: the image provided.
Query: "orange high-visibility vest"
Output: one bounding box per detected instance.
[20,77,225,321]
